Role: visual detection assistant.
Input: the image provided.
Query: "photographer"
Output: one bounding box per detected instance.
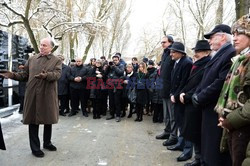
[105,54,125,122]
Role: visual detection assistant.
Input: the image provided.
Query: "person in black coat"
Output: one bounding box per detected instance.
[17,60,26,114]
[58,56,70,116]
[193,24,236,166]
[166,42,193,162]
[180,40,211,166]
[0,122,6,150]
[123,64,137,118]
[68,57,89,117]
[135,62,148,122]
[105,54,125,122]
[156,35,175,141]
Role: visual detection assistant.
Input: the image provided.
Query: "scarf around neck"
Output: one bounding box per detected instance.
[215,47,250,116]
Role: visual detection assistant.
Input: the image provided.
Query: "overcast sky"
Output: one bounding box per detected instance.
[126,0,168,56]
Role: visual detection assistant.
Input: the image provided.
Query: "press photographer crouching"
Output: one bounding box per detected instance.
[105,53,125,122]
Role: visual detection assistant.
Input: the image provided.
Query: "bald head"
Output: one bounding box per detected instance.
[40,38,54,55]
[75,57,83,66]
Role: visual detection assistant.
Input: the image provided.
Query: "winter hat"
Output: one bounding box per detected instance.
[148,60,155,66]
[204,24,231,39]
[231,14,250,37]
[169,42,186,54]
[192,40,211,51]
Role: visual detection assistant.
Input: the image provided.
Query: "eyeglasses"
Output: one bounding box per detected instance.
[161,41,167,44]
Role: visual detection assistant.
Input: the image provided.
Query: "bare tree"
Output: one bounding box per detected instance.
[235,0,250,19]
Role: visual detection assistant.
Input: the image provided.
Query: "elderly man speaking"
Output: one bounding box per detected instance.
[0,37,62,158]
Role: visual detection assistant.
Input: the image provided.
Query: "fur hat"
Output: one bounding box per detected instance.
[231,14,250,37]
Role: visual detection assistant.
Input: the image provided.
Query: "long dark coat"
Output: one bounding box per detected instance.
[13,54,62,124]
[195,43,236,166]
[181,56,211,143]
[58,63,70,95]
[0,122,6,150]
[170,55,192,129]
[159,46,175,98]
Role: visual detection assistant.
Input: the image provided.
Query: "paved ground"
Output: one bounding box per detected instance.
[0,111,191,166]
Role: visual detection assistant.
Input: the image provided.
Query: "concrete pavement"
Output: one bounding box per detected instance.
[0,111,190,166]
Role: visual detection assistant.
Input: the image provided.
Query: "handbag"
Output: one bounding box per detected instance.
[127,88,136,103]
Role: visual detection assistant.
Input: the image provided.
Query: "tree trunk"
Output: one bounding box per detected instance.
[235,0,250,20]
[215,0,223,24]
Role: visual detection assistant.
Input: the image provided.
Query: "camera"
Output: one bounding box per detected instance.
[24,45,34,53]
[109,61,114,66]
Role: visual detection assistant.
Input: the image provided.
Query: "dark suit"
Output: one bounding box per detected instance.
[195,43,236,166]
[159,47,175,135]
[181,56,211,161]
[170,55,192,143]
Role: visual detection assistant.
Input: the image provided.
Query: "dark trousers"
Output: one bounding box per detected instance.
[58,95,69,113]
[228,126,250,166]
[128,102,135,115]
[70,88,88,114]
[152,103,163,122]
[19,96,24,112]
[29,124,52,152]
[101,94,108,115]
[93,99,102,117]
[108,89,122,117]
[136,103,144,120]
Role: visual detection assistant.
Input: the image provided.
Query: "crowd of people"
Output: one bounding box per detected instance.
[0,13,249,166]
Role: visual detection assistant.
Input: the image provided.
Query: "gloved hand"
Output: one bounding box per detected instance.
[192,93,199,107]
[0,70,14,79]
[34,69,47,79]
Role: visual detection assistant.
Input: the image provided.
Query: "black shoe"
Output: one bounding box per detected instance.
[93,116,97,119]
[184,159,201,166]
[106,116,115,120]
[156,132,170,139]
[68,111,77,117]
[138,118,143,122]
[44,143,57,151]
[127,114,132,118]
[65,110,70,114]
[177,153,192,162]
[59,112,66,116]
[167,145,183,151]
[116,117,121,122]
[32,150,44,157]
[96,116,101,119]
[134,118,140,122]
[82,112,88,117]
[163,138,178,146]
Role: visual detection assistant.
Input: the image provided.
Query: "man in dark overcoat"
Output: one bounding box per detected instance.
[192,24,236,166]
[0,37,62,157]
[180,40,211,166]
[167,42,193,162]
[156,35,175,143]
[58,55,70,116]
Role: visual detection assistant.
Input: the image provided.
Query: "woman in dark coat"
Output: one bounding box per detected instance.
[0,122,6,150]
[180,40,211,166]
[135,62,148,122]
[123,64,137,118]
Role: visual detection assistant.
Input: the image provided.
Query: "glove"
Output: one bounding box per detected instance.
[192,93,199,107]
[221,119,234,131]
[0,70,14,79]
[34,70,47,79]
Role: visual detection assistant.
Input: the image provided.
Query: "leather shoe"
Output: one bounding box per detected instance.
[32,150,44,157]
[68,111,76,117]
[163,139,178,146]
[184,159,201,166]
[44,143,57,151]
[82,112,88,117]
[116,117,121,122]
[59,112,66,116]
[156,132,170,139]
[106,116,114,120]
[177,153,192,162]
[167,145,183,151]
